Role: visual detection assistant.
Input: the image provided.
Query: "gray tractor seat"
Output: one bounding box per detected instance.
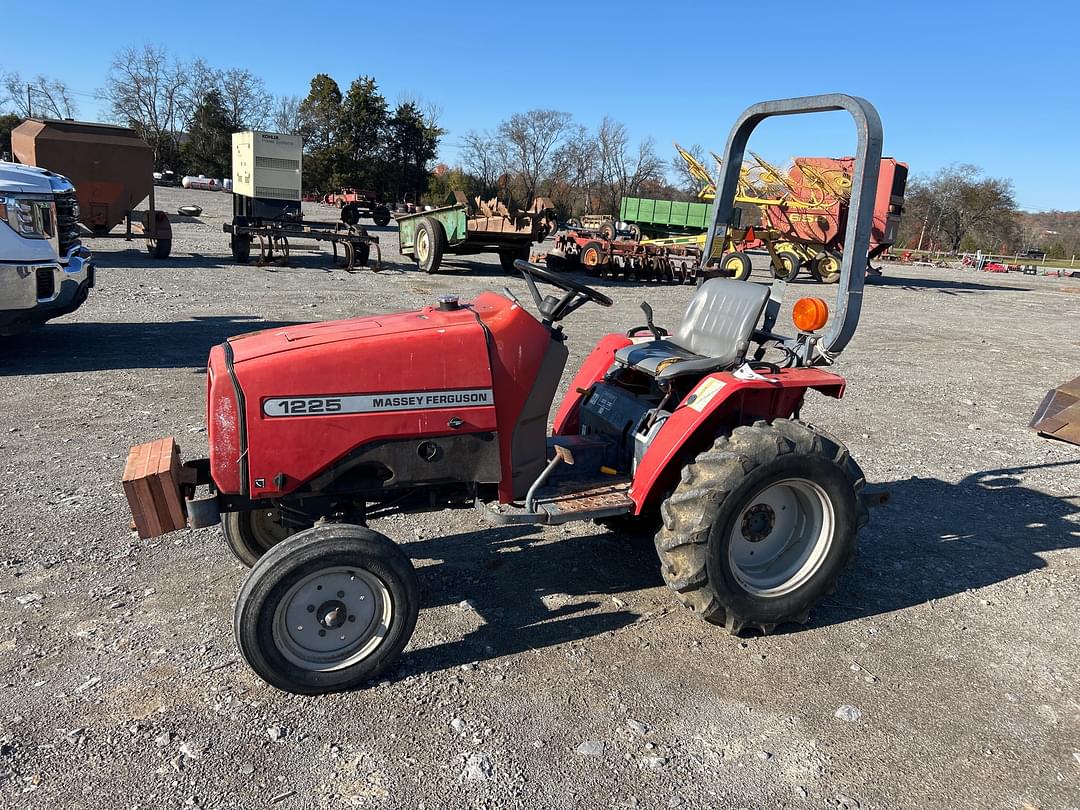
[615,278,770,381]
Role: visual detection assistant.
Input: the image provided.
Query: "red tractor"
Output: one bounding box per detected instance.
[124,95,888,694]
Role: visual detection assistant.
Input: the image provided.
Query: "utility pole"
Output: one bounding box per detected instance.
[26,83,32,117]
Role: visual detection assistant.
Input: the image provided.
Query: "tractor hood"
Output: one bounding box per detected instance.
[208,292,562,502]
[227,304,483,364]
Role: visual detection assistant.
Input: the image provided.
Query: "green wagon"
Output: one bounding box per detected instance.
[397,192,557,274]
[619,196,713,240]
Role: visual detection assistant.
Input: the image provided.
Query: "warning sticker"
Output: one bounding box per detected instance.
[687,377,726,412]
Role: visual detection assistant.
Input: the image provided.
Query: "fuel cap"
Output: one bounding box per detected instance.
[437,295,460,311]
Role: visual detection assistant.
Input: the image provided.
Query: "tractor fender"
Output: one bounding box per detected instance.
[628,367,846,513]
[552,334,631,435]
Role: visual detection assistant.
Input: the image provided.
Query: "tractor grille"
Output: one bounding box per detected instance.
[54,191,82,256]
[36,268,55,300]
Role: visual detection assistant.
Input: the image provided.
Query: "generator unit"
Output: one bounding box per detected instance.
[231,131,303,223]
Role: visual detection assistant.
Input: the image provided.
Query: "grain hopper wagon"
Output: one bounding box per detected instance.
[11,119,172,258]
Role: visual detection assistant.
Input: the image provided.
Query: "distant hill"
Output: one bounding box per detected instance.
[1016,210,1080,258]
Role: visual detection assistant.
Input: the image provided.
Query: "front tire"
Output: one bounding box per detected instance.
[222,508,297,567]
[655,419,867,633]
[235,524,419,694]
[722,251,753,281]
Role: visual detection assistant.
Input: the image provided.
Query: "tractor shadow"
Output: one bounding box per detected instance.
[812,459,1080,628]
[0,316,301,376]
[397,524,660,677]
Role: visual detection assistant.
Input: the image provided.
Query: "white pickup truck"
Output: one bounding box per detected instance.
[0,161,94,335]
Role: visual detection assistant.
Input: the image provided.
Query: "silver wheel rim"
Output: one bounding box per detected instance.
[728,478,834,597]
[250,509,292,547]
[272,566,392,671]
[416,229,429,263]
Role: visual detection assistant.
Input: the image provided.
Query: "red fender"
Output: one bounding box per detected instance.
[552,333,631,435]
[628,367,846,512]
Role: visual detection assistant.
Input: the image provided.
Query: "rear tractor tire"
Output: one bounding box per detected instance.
[235,524,419,694]
[223,508,298,567]
[654,419,868,634]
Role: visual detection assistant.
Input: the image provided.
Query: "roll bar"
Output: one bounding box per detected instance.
[701,94,884,361]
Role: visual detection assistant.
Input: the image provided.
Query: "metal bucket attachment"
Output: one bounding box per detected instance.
[1030,376,1080,446]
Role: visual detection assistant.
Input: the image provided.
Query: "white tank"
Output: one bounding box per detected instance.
[181,175,219,191]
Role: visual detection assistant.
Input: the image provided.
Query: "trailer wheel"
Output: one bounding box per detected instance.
[772,250,801,282]
[655,419,867,634]
[499,245,530,273]
[812,251,842,283]
[598,222,617,241]
[627,223,643,242]
[580,241,606,277]
[415,217,446,273]
[223,509,297,567]
[722,252,752,281]
[235,524,419,694]
[372,206,392,227]
[147,238,172,259]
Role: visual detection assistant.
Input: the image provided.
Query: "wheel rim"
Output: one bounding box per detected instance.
[818,255,840,278]
[724,256,743,273]
[416,229,429,263]
[582,248,599,266]
[273,566,392,671]
[727,477,834,597]
[250,509,292,549]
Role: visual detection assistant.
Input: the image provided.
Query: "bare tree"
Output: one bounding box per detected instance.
[670,142,709,195]
[2,71,77,118]
[594,117,664,213]
[271,95,302,134]
[99,45,191,168]
[460,129,508,196]
[550,125,599,214]
[497,110,572,204]
[900,164,1017,252]
[218,68,272,130]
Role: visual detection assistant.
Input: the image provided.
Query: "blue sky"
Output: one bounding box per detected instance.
[3,1,1075,210]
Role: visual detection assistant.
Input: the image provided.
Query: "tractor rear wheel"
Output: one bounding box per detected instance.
[722,251,753,281]
[235,524,419,694]
[341,204,361,226]
[654,419,868,634]
[223,508,297,567]
[772,250,801,282]
[415,217,445,273]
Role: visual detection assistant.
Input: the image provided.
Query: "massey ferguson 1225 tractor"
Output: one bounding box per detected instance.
[124,95,887,694]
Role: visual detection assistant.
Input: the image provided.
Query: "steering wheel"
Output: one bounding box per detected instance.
[513,259,612,323]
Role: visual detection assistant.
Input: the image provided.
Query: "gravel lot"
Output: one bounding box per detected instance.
[1,186,1078,810]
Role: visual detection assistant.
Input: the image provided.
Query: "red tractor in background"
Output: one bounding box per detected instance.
[124,95,888,694]
[322,188,393,227]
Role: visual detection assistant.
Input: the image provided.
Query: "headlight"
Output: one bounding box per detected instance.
[0,195,45,237]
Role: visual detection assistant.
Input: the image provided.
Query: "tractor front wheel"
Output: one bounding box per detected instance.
[415,217,446,273]
[654,419,867,634]
[235,524,419,694]
[222,508,297,567]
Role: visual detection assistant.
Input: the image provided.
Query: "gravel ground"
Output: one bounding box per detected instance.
[0,186,1078,810]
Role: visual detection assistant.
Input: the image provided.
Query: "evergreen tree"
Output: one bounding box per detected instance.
[181,90,234,178]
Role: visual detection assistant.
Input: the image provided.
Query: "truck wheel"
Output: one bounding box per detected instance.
[231,235,252,263]
[235,524,419,694]
[772,250,801,282]
[580,241,606,277]
[499,244,530,273]
[147,238,172,259]
[812,251,842,283]
[598,221,617,241]
[721,252,752,281]
[222,509,297,567]
[372,206,392,227]
[415,217,445,273]
[654,419,867,634]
